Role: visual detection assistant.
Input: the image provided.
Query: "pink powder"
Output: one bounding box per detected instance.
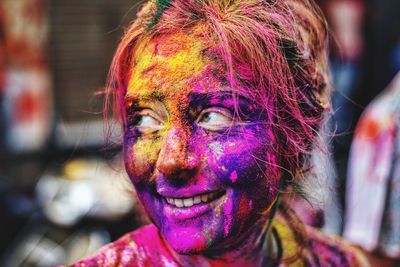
[229,170,238,183]
[224,199,233,237]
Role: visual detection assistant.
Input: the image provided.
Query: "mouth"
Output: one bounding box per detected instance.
[164,191,226,208]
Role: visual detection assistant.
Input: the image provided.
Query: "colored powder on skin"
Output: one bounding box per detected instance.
[126,32,224,164]
[124,30,282,258]
[229,170,238,183]
[237,195,251,222]
[224,198,234,236]
[127,32,212,115]
[128,136,162,179]
[201,228,213,248]
[209,141,224,159]
[133,138,160,161]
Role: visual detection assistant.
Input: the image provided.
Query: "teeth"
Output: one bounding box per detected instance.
[165,192,223,208]
[183,198,193,207]
[193,196,201,204]
[174,199,183,208]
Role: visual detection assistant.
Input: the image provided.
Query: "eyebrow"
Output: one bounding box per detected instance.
[188,91,234,105]
[125,91,165,107]
[124,89,253,110]
[126,88,232,101]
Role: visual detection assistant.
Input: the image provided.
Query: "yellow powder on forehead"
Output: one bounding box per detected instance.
[127,32,211,100]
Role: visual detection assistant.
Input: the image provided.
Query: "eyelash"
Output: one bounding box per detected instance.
[126,109,163,133]
[196,108,234,130]
[126,107,235,135]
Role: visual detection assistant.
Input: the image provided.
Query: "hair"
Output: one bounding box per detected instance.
[106,0,329,178]
[105,0,330,261]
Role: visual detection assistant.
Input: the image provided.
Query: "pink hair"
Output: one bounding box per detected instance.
[106,0,330,179]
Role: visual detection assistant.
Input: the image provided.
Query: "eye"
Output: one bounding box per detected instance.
[197,108,233,130]
[128,109,163,134]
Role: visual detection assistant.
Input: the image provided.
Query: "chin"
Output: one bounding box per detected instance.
[161,217,245,258]
[161,224,216,254]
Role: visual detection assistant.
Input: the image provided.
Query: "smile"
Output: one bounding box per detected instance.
[164,191,225,208]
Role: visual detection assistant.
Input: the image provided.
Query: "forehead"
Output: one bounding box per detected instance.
[126,32,226,100]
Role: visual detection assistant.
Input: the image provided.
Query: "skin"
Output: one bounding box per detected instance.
[123,32,282,265]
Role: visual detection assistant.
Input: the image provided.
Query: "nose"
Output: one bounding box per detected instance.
[156,127,199,179]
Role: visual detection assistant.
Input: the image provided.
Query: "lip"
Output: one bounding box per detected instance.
[157,186,224,199]
[163,191,226,221]
[158,189,223,199]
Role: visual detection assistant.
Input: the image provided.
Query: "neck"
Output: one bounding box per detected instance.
[166,218,279,267]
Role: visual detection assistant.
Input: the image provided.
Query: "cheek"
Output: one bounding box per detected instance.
[206,129,281,224]
[124,137,161,183]
[208,132,280,188]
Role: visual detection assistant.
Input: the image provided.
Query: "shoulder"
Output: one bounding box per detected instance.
[272,218,369,267]
[68,224,177,267]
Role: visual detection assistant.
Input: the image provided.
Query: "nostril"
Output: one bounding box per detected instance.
[156,154,197,177]
[157,155,183,176]
[155,127,199,179]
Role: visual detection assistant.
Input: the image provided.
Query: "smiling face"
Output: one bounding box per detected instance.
[123,32,282,255]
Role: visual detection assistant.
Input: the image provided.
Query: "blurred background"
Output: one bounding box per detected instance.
[0,1,144,266]
[0,0,399,266]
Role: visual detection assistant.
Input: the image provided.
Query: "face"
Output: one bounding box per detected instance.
[123,32,281,255]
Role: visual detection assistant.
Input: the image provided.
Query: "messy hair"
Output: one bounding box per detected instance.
[105,0,330,262]
[106,0,330,181]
